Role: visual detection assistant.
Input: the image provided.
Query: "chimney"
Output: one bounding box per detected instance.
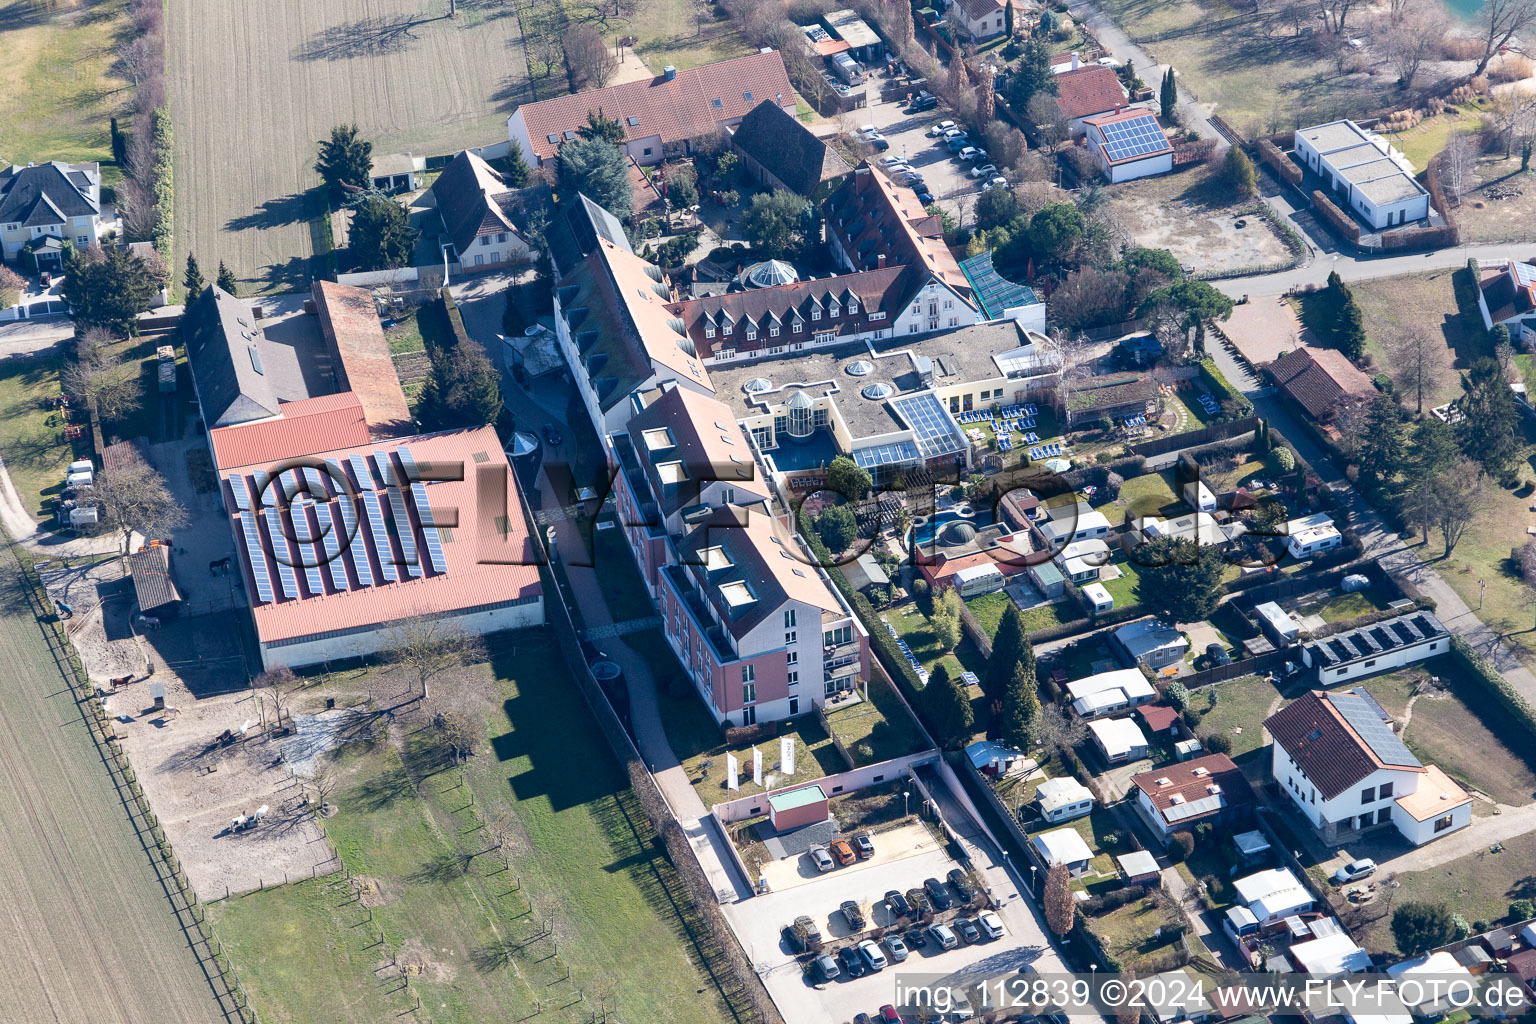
[663,65,677,81]
[1070,51,1080,71]
[877,254,886,268]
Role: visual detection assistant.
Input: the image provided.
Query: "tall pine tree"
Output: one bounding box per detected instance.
[216,261,238,296]
[1458,357,1522,484]
[983,602,1027,703]
[1160,68,1177,122]
[920,663,974,747]
[1000,661,1039,751]
[182,254,204,298]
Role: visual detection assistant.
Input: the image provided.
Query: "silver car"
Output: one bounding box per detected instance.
[928,922,958,949]
[807,845,834,872]
[883,934,910,962]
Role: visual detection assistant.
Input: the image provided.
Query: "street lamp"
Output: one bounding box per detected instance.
[1480,579,1487,610]
[1029,864,1037,895]
[903,789,911,818]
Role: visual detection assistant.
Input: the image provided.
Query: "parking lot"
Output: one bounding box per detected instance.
[858,93,995,210]
[725,832,1050,1023]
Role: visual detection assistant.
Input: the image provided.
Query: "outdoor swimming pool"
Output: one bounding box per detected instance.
[910,508,986,546]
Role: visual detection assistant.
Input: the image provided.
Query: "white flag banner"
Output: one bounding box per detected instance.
[781,736,795,776]
[727,753,739,791]
[752,746,763,787]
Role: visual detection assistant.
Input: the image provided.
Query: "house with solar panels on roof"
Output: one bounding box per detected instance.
[1301,610,1448,686]
[1265,688,1471,846]
[1477,259,1536,344]
[1081,109,1174,183]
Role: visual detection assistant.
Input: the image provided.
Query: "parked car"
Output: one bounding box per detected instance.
[914,187,935,205]
[830,839,857,866]
[969,163,999,179]
[815,952,840,982]
[957,146,982,162]
[841,899,866,930]
[855,1014,872,1024]
[927,120,957,137]
[867,135,890,151]
[39,271,52,287]
[885,889,912,919]
[955,917,982,944]
[880,1007,903,1024]
[904,926,929,950]
[838,946,868,978]
[986,176,1008,189]
[883,934,910,962]
[896,170,925,186]
[878,154,908,168]
[906,95,938,113]
[977,910,1006,940]
[857,123,877,135]
[808,845,835,873]
[542,424,563,446]
[1206,643,1232,666]
[905,887,930,914]
[924,877,954,911]
[786,914,823,951]
[1333,858,1377,884]
[928,922,959,949]
[858,939,888,971]
[948,868,978,901]
[853,834,875,859]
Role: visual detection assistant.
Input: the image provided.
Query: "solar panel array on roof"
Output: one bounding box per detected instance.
[374,450,398,487]
[1326,691,1420,767]
[289,500,328,596]
[853,440,920,468]
[264,506,302,599]
[257,469,278,506]
[303,466,328,498]
[891,393,966,459]
[315,502,351,591]
[396,445,419,482]
[1307,611,1446,668]
[361,491,398,582]
[412,483,449,574]
[227,474,251,511]
[337,497,374,586]
[349,453,377,489]
[388,486,425,578]
[1098,113,1171,162]
[240,511,275,603]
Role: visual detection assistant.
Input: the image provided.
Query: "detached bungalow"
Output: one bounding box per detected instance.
[1090,716,1149,764]
[1032,827,1095,876]
[1114,619,1188,670]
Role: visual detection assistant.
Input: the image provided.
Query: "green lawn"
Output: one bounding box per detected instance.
[1022,600,1078,634]
[888,601,988,683]
[1089,896,1184,970]
[0,355,80,520]
[0,0,130,168]
[384,310,428,355]
[1347,270,1484,412]
[1381,99,1487,172]
[1293,582,1393,623]
[966,591,1012,636]
[676,715,848,808]
[1189,673,1284,764]
[619,0,754,73]
[1100,556,1142,610]
[214,631,726,1024]
[825,675,929,764]
[1114,471,1179,519]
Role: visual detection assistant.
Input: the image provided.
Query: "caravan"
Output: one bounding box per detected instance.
[952,563,1005,598]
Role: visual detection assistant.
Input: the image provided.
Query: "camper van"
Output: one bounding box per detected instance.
[952,563,1005,599]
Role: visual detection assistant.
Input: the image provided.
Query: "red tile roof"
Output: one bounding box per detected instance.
[311,281,413,439]
[1270,346,1375,421]
[1131,753,1249,814]
[219,425,541,645]
[1054,66,1127,121]
[1136,703,1180,733]
[512,51,795,163]
[1264,689,1424,800]
[825,165,973,306]
[209,393,372,470]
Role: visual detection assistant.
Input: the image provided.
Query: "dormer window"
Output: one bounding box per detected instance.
[722,322,732,335]
[769,325,780,337]
[812,309,822,321]
[746,329,757,341]
[848,298,859,314]
[829,303,840,317]
[705,327,716,338]
[793,321,803,333]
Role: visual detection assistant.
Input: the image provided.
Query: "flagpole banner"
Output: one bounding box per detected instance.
[752,746,763,786]
[727,753,739,791]
[781,736,795,775]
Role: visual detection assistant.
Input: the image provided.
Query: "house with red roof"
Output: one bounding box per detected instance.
[1267,345,1375,436]
[1052,64,1129,136]
[506,52,795,168]
[1131,753,1253,839]
[1082,109,1174,183]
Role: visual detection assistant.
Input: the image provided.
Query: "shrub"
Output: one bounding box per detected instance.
[1082,884,1146,914]
[1165,681,1190,711]
[1202,732,1232,755]
[1510,899,1535,922]
[1169,831,1194,861]
[1181,707,1203,729]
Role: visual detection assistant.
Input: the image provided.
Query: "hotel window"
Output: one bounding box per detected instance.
[784,610,796,628]
[787,651,798,666]
[497,233,507,243]
[948,317,958,327]
[943,299,953,309]
[908,324,918,334]
[481,237,491,246]
[873,330,884,339]
[812,309,822,321]
[705,327,716,338]
[869,311,885,320]
[742,706,757,725]
[829,303,840,317]
[824,678,839,696]
[721,487,736,504]
[747,329,757,341]
[787,671,798,686]
[825,625,852,646]
[785,631,797,646]
[742,664,755,683]
[848,298,859,313]
[793,321,804,333]
[722,323,732,335]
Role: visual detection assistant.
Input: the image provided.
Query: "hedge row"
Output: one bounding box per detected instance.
[1256,139,1302,185]
[1312,190,1361,244]
[1449,635,1536,746]
[437,286,473,350]
[149,108,174,262]
[1197,356,1251,413]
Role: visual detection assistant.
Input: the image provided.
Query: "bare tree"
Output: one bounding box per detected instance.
[1440,134,1477,206]
[692,0,711,34]
[383,613,487,700]
[1032,701,1087,752]
[1027,93,1070,154]
[564,24,617,90]
[1316,0,1359,34]
[62,329,144,423]
[1487,90,1536,158]
[1383,4,1447,88]
[1473,0,1536,76]
[1385,326,1450,416]
[1434,458,1492,556]
[1043,863,1075,935]
[433,709,485,764]
[96,449,188,554]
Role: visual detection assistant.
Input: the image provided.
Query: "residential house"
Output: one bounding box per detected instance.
[1128,511,1244,550]
[1038,507,1112,547]
[547,191,634,279]
[1268,345,1375,432]
[1117,850,1161,886]
[1386,952,1476,1019]
[1082,109,1174,183]
[1302,610,1449,685]
[730,99,850,198]
[1146,970,1213,1024]
[823,165,979,332]
[609,381,773,594]
[1089,716,1149,763]
[0,161,108,269]
[1036,776,1095,823]
[431,150,538,270]
[1290,928,1373,976]
[1477,259,1536,341]
[507,52,795,168]
[1233,867,1314,927]
[1053,65,1129,136]
[1054,537,1111,585]
[1066,667,1156,719]
[184,285,326,430]
[1284,511,1342,559]
[1265,688,1471,845]
[1131,754,1252,839]
[1294,120,1430,230]
[552,226,715,436]
[823,10,884,63]
[948,0,1007,42]
[1114,618,1189,670]
[657,506,868,725]
[1031,827,1094,876]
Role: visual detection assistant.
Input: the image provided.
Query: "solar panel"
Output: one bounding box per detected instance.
[314,502,351,591]
[263,507,302,599]
[1098,113,1171,162]
[411,482,448,574]
[239,512,275,604]
[256,469,278,506]
[289,500,328,596]
[227,474,251,511]
[373,450,398,488]
[324,457,347,493]
[891,393,966,459]
[349,453,377,490]
[1327,692,1420,767]
[303,466,328,498]
[396,445,419,482]
[361,491,398,582]
[337,497,374,586]
[280,469,302,503]
[388,485,424,578]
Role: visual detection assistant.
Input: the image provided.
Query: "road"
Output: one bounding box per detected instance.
[0,545,235,1023]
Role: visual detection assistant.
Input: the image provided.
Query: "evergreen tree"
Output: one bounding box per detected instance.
[314,124,373,194]
[984,602,1026,703]
[576,108,626,144]
[1355,394,1408,499]
[1458,356,1523,484]
[1007,35,1057,112]
[1132,536,1225,624]
[920,663,974,747]
[1408,417,1458,477]
[1224,145,1257,197]
[502,142,532,188]
[216,261,239,295]
[557,136,633,221]
[1316,271,1349,348]
[110,116,126,166]
[418,343,503,430]
[1000,660,1040,751]
[60,244,167,333]
[348,193,418,271]
[182,253,204,298]
[1004,0,1014,37]
[1160,67,1177,122]
[1337,289,1367,362]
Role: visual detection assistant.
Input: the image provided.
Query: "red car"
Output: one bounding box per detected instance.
[879,1006,903,1023]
